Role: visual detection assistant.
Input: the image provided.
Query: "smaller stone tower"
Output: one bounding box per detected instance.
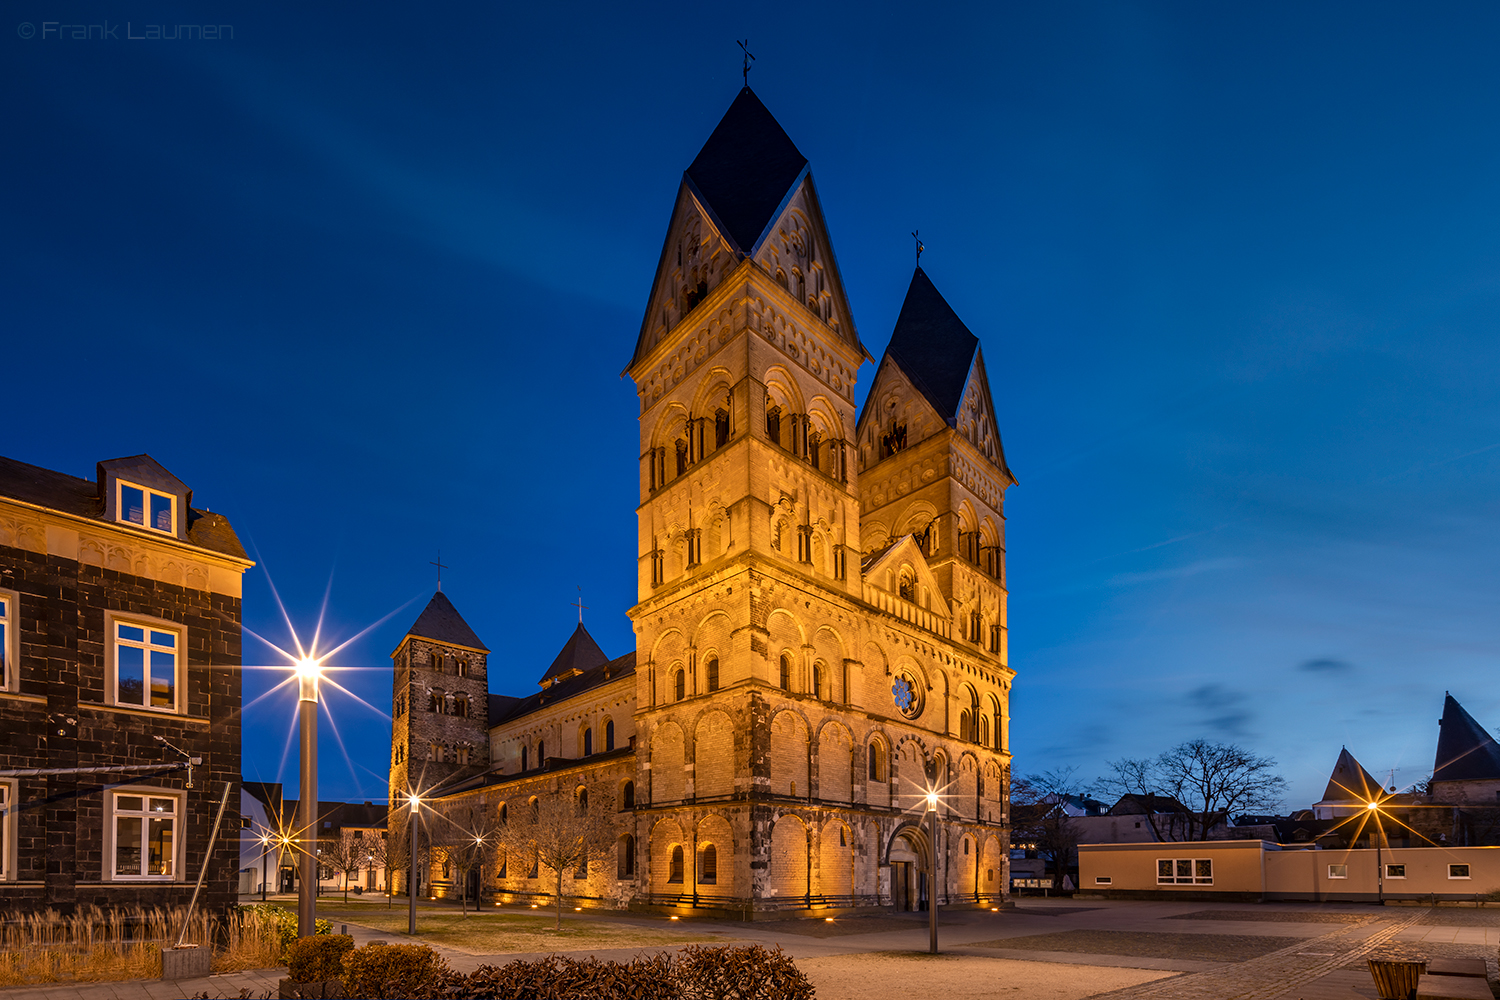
[389,591,490,806]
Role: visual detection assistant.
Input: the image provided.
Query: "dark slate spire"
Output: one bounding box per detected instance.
[885,267,981,424]
[684,87,808,254]
[1319,746,1381,803]
[1433,693,1500,783]
[405,591,488,652]
[539,623,609,686]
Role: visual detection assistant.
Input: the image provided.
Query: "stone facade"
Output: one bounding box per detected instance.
[0,454,250,913]
[402,87,1016,918]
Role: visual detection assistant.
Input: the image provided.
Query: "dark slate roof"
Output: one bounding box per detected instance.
[241,781,283,815]
[539,623,609,685]
[684,87,808,254]
[405,591,489,652]
[492,651,636,727]
[488,693,520,722]
[1108,794,1188,816]
[884,267,980,424]
[0,454,247,560]
[1319,747,1382,803]
[1433,694,1500,783]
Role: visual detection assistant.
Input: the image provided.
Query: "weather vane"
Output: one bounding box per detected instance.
[571,586,589,624]
[738,39,755,85]
[430,551,449,591]
[912,230,925,264]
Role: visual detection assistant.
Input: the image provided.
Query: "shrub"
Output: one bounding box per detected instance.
[342,943,449,1000]
[286,935,354,983]
[448,954,675,1000]
[673,944,816,1000]
[236,904,297,958]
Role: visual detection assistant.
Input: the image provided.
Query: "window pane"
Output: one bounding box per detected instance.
[116,816,143,875]
[117,796,142,811]
[149,493,172,532]
[1158,860,1173,880]
[1387,865,1405,878]
[118,646,145,705]
[1195,860,1213,879]
[121,486,145,525]
[0,621,7,686]
[149,798,175,813]
[151,631,176,648]
[150,650,175,708]
[118,625,144,642]
[1451,865,1470,878]
[1176,860,1193,878]
[147,817,173,876]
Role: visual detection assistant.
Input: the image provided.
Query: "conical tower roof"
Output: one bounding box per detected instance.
[1319,747,1382,803]
[684,87,809,254]
[404,591,488,652]
[885,267,982,424]
[539,623,609,686]
[1433,693,1500,783]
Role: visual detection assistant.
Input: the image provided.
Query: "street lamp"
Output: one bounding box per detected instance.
[407,792,421,935]
[1366,800,1383,904]
[259,833,270,902]
[926,790,939,954]
[296,656,322,938]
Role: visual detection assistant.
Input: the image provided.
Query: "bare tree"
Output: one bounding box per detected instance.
[1096,739,1287,842]
[356,832,389,899]
[1011,767,1084,890]
[387,812,429,904]
[319,835,365,904]
[429,798,504,917]
[499,790,613,930]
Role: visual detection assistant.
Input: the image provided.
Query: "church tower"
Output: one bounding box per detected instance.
[389,591,491,809]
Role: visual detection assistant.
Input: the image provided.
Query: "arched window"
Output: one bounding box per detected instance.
[699,844,718,884]
[675,439,688,476]
[621,780,634,810]
[766,405,781,444]
[812,662,824,700]
[454,693,469,719]
[521,745,528,771]
[429,690,442,713]
[779,654,791,691]
[668,845,684,883]
[715,408,730,448]
[583,728,593,756]
[980,715,991,748]
[497,802,508,826]
[618,835,635,878]
[706,657,720,692]
[529,797,540,822]
[432,652,445,673]
[793,268,805,300]
[776,268,787,289]
[959,710,972,742]
[673,668,686,702]
[605,719,615,751]
[899,570,916,602]
[577,787,588,814]
[808,431,822,472]
[456,658,469,677]
[537,741,545,765]
[868,742,886,782]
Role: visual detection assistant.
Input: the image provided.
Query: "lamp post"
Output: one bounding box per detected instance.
[407,792,421,935]
[296,656,321,938]
[1366,800,1383,904]
[926,790,939,954]
[259,834,270,902]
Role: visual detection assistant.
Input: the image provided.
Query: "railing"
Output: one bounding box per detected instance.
[862,584,952,638]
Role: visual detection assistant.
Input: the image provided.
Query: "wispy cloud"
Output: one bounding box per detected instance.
[1107,557,1246,588]
[1299,657,1354,673]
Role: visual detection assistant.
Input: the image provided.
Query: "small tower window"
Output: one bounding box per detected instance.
[433,652,445,673]
[812,662,824,701]
[766,405,781,444]
[673,668,685,702]
[456,658,469,677]
[706,657,720,692]
[779,653,791,691]
[675,439,688,476]
[454,693,469,718]
[715,408,730,448]
[776,269,787,290]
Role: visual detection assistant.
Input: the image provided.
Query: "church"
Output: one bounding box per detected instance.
[387,85,1017,917]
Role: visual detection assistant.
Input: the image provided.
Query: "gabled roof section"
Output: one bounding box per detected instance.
[684,87,808,256]
[862,535,947,612]
[1318,747,1382,803]
[404,591,488,652]
[539,623,609,687]
[1433,694,1500,783]
[885,267,981,424]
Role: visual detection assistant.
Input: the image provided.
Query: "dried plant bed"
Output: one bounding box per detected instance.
[306,910,727,955]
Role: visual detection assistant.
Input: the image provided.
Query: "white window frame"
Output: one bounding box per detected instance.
[1095,876,1112,885]
[105,611,184,715]
[115,479,177,535]
[1448,864,1471,880]
[1156,858,1214,885]
[0,589,16,693]
[105,786,184,881]
[1328,864,1348,879]
[1385,863,1406,880]
[0,779,16,881]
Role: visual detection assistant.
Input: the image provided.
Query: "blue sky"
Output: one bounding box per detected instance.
[6,2,1499,808]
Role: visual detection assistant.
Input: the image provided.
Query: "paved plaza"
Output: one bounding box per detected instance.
[1,899,1497,1000]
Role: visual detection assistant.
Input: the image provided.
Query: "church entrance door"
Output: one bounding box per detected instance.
[892,862,910,910]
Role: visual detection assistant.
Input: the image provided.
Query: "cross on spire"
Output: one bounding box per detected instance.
[430,551,449,591]
[738,39,755,85]
[912,230,925,264]
[570,586,589,624]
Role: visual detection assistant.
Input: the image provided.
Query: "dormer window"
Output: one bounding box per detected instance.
[117,481,175,534]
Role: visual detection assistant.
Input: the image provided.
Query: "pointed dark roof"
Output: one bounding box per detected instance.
[405,591,488,652]
[1319,747,1382,803]
[1433,694,1500,783]
[539,623,609,685]
[684,87,808,254]
[884,267,981,423]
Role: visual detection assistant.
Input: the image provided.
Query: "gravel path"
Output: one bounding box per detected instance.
[795,952,1172,1000]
